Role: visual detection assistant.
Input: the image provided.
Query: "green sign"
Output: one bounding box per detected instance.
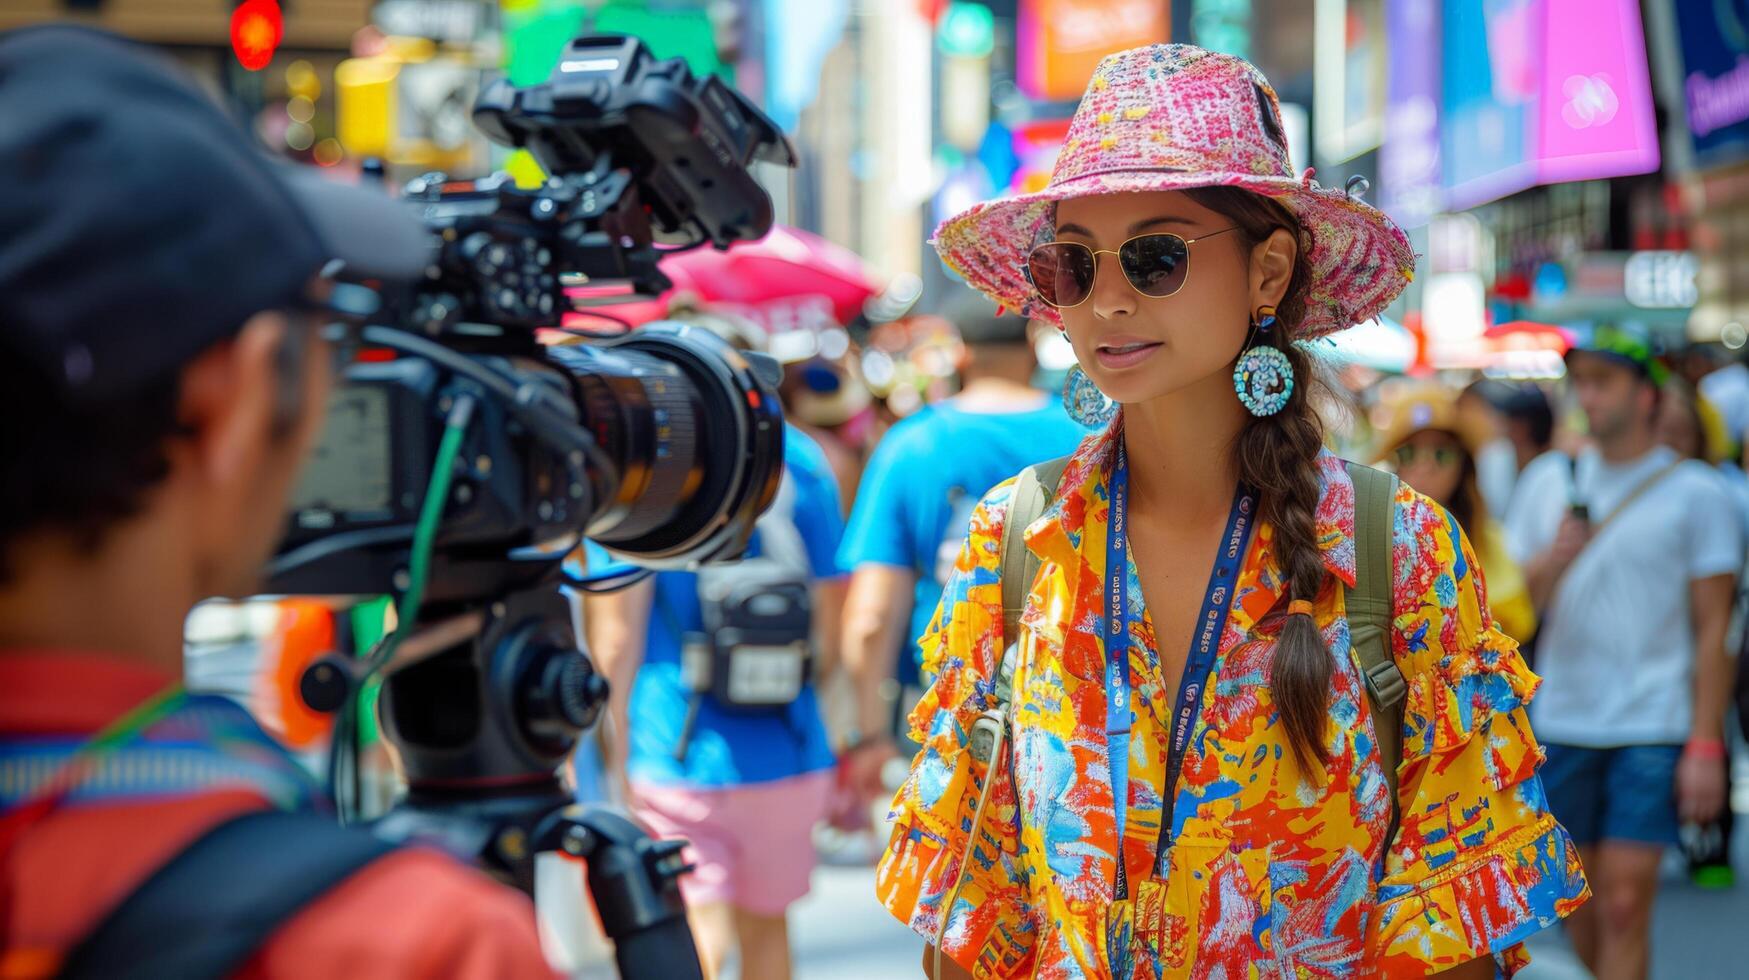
[597,1,728,79]
[498,1,730,183]
[502,0,728,87]
[501,0,588,87]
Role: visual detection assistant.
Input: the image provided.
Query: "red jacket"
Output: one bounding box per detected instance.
[0,653,557,979]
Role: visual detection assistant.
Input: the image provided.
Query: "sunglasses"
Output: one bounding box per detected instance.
[1392,444,1461,469]
[1025,227,1239,309]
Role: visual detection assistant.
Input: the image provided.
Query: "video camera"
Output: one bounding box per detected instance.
[263,34,796,978]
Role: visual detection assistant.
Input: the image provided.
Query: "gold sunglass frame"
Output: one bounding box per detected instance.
[1025,226,1240,309]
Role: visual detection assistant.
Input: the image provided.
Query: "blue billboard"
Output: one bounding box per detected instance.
[1675,0,1749,169]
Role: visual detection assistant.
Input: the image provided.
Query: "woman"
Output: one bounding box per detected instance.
[1659,378,1731,465]
[875,46,1587,978]
[1373,384,1537,644]
[1658,379,1749,537]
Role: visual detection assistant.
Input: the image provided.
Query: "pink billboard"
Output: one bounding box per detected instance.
[1534,0,1660,184]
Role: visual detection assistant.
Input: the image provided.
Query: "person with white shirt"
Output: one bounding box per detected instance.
[1698,350,1749,449]
[1507,330,1740,980]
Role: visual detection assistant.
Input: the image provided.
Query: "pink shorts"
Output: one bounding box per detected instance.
[631,770,832,917]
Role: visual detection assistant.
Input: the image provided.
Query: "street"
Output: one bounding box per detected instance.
[786,864,924,979]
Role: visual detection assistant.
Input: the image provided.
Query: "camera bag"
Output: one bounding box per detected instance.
[668,472,815,761]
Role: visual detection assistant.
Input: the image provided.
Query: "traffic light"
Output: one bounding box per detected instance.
[230,0,283,72]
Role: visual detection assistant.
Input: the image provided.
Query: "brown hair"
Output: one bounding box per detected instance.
[1182,186,1330,772]
[1659,379,1708,462]
[1447,452,1481,537]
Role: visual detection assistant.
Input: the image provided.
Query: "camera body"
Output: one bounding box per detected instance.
[277,322,787,600]
[279,351,581,600]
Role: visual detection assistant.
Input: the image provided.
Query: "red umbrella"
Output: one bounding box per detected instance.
[564,226,881,334]
[1486,320,1576,354]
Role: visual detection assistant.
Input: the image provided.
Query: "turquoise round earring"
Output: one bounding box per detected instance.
[1063,364,1118,427]
[1233,305,1294,417]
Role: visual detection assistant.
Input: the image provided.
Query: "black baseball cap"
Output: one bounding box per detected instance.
[941,288,1029,347]
[0,25,431,401]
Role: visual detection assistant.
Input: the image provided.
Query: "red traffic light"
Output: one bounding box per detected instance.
[231,0,284,72]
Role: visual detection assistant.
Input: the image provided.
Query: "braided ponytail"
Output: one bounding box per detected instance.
[1184,187,1332,772]
[1235,342,1331,771]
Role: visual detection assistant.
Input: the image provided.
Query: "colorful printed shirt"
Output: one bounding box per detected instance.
[874,424,1588,978]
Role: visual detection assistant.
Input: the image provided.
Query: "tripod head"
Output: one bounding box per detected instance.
[359,585,700,979]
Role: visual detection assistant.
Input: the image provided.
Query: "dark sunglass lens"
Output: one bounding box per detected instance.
[1120,234,1189,297]
[1029,243,1095,308]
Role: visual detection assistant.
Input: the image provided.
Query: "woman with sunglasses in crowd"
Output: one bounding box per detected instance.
[875,46,1587,979]
[1374,384,1537,645]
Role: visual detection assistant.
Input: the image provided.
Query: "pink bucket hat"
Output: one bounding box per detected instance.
[933,44,1415,340]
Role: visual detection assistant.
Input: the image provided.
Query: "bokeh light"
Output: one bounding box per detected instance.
[312,138,344,168]
[284,60,320,101]
[284,121,314,152]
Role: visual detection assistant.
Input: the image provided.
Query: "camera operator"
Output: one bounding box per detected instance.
[0,27,554,978]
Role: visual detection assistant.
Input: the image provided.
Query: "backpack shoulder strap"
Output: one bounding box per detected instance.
[751,467,809,576]
[961,455,1068,769]
[1343,461,1407,839]
[1000,455,1070,663]
[60,810,399,980]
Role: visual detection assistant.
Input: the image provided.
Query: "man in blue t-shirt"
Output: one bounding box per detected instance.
[583,422,844,980]
[837,291,1089,804]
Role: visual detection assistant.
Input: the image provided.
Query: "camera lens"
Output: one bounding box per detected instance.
[545,322,785,567]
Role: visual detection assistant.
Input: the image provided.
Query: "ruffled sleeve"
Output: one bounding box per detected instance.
[874,479,1038,977]
[1368,490,1590,977]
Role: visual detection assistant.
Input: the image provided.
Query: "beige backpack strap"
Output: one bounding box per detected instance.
[999,455,1070,658]
[1343,461,1405,842]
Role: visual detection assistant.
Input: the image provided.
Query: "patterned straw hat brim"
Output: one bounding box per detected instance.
[932,45,1416,340]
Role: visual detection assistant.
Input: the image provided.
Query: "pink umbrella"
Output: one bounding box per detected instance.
[563,226,881,334]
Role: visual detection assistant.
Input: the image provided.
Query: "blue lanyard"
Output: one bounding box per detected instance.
[1107,440,1255,899]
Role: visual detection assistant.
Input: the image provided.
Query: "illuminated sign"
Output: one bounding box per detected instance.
[1016,0,1169,102]
[1624,251,1699,309]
